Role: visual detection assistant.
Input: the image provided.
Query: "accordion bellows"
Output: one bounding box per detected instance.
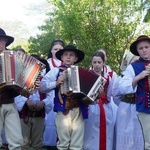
[0,50,45,94]
[61,65,106,104]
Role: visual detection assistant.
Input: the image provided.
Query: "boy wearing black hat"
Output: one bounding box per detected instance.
[40,45,88,150]
[0,28,23,149]
[119,35,150,149]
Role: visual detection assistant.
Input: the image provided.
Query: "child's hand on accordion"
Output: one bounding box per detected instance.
[98,86,104,95]
[34,79,41,89]
[56,73,65,86]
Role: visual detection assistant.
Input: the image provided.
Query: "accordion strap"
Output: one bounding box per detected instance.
[57,66,67,105]
[58,66,66,71]
[58,88,63,104]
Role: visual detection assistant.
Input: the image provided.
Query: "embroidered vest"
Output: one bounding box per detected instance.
[131,58,150,113]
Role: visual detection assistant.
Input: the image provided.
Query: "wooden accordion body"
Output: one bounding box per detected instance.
[0,50,45,94]
[61,65,106,104]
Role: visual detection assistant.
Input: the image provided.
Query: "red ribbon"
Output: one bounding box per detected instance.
[98,98,106,150]
[51,58,63,67]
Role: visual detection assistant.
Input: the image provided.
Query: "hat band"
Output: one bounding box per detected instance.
[0,37,7,41]
[137,37,150,41]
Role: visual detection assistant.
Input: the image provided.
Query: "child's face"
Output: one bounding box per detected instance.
[61,50,78,67]
[137,41,150,60]
[92,56,104,74]
[0,37,7,51]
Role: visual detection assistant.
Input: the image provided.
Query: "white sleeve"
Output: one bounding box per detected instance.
[113,76,123,106]
[119,65,137,95]
[106,71,117,102]
[14,95,28,111]
[39,67,59,93]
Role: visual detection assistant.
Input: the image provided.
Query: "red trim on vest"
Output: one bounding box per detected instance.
[21,94,29,119]
[144,63,150,107]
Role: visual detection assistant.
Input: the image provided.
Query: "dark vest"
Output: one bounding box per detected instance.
[131,58,150,113]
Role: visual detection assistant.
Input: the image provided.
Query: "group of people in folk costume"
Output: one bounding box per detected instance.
[0,27,150,150]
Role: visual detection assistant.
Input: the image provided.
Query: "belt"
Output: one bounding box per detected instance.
[0,97,14,105]
[121,94,136,104]
[65,98,80,110]
[26,110,43,118]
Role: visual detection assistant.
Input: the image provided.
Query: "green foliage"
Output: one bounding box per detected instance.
[144,9,150,22]
[28,0,149,74]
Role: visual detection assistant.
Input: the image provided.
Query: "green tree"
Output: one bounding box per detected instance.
[1,21,30,51]
[28,0,149,74]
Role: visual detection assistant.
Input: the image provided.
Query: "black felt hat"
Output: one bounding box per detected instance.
[130,35,150,56]
[0,28,14,47]
[56,45,84,63]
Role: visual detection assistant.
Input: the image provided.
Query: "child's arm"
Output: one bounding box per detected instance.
[39,67,59,93]
[14,95,28,111]
[132,69,149,88]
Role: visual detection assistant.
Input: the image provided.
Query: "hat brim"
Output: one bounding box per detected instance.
[130,38,150,56]
[56,48,84,63]
[0,34,14,47]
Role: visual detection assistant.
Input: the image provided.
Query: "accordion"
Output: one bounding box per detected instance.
[60,65,106,104]
[0,50,45,94]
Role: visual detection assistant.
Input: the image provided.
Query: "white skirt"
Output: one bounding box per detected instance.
[115,102,144,150]
[83,100,117,150]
